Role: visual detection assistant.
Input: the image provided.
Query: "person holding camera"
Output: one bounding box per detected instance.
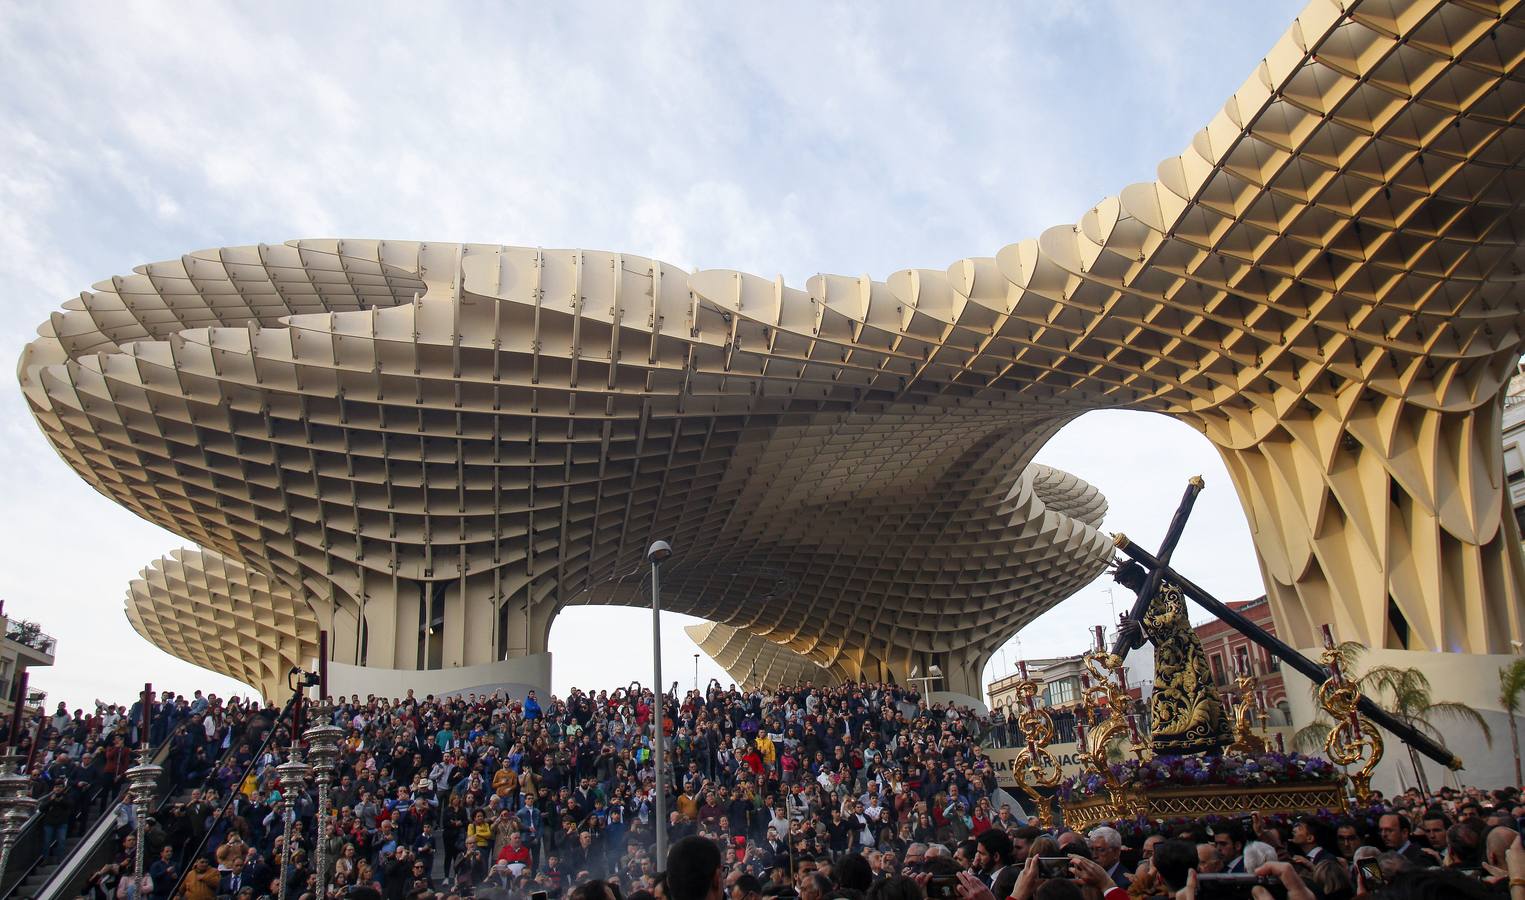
[382,846,415,900]
[1152,838,1315,900]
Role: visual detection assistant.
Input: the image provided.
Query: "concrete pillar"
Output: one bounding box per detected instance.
[443,580,467,668]
[1209,398,1525,654]
[394,584,421,670]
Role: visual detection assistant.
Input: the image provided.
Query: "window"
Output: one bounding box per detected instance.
[1210,654,1227,687]
[1046,678,1076,707]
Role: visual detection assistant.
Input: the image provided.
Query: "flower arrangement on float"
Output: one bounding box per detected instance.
[1056,751,1339,803]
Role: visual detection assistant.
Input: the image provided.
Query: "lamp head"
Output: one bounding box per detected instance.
[647,541,673,564]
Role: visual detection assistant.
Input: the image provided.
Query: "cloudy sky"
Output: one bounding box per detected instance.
[0,1,1305,707]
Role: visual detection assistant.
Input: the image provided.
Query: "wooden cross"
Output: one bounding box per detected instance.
[1110,476,1205,657]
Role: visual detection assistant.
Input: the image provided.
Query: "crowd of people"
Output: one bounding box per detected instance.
[6,680,1519,900]
[3,691,268,863]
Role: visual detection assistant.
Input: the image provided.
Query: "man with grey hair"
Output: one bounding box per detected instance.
[903,843,928,874]
[923,843,951,860]
[1242,840,1278,873]
[1088,826,1131,889]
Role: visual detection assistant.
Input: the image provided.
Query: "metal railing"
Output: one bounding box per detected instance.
[26,724,250,900]
[0,758,132,900]
[981,708,1154,750]
[6,715,246,900]
[3,624,54,657]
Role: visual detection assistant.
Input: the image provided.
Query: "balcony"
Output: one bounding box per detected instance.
[4,620,56,663]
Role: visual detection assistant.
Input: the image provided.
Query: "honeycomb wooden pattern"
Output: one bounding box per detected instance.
[126,549,318,700]
[20,0,1525,694]
[685,622,833,691]
[681,463,1108,691]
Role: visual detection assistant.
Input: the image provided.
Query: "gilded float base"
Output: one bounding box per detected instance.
[1060,781,1348,832]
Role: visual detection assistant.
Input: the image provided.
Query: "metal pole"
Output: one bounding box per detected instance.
[4,674,25,754]
[693,654,699,694]
[651,557,668,868]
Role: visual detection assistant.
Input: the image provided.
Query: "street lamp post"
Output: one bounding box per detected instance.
[693,654,699,694]
[123,746,162,883]
[647,540,672,868]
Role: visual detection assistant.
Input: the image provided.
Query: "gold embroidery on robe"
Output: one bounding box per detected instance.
[1142,580,1232,755]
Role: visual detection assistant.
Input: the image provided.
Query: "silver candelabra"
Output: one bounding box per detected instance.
[275,747,311,900]
[302,711,344,900]
[123,746,163,879]
[0,752,36,889]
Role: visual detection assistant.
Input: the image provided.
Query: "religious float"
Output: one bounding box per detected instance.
[1007,478,1458,831]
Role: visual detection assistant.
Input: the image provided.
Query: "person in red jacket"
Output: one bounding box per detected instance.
[741,747,764,777]
[102,734,131,789]
[494,830,532,874]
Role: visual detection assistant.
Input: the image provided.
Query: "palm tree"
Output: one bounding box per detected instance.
[1500,659,1525,787]
[1292,644,1490,795]
[1364,665,1492,795]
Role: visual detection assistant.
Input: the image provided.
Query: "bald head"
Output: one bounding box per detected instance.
[1486,826,1517,868]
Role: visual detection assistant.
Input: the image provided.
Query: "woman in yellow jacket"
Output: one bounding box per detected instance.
[466,809,494,852]
[755,734,777,772]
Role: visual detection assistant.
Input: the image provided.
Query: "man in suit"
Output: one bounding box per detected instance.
[1213,822,1247,873]
[1292,818,1338,865]
[1379,813,1436,867]
[974,829,1020,900]
[1087,826,1132,891]
[217,858,248,896]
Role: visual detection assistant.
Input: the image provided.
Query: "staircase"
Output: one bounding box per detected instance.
[5,731,239,900]
[13,801,113,899]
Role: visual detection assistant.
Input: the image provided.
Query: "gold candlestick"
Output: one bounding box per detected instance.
[1011,662,1063,829]
[1316,638,1382,806]
[1074,649,1145,819]
[1225,670,1268,755]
